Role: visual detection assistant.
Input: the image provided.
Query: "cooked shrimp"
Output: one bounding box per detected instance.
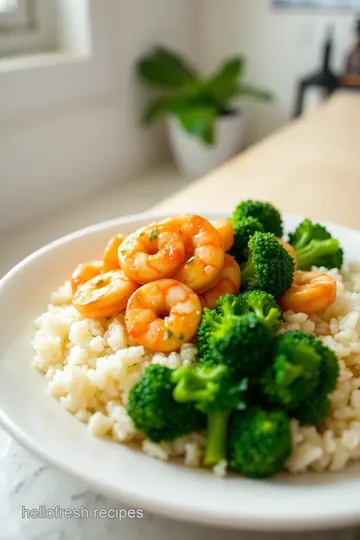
[71,260,103,294]
[102,233,126,271]
[279,271,336,315]
[277,237,297,267]
[211,219,234,252]
[72,270,138,318]
[157,215,225,292]
[198,255,241,309]
[118,224,186,284]
[125,279,202,352]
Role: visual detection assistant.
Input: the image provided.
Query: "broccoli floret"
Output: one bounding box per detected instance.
[293,393,331,426]
[228,217,264,263]
[288,219,343,270]
[196,308,220,361]
[215,293,242,315]
[127,364,205,442]
[291,331,339,395]
[261,331,339,425]
[291,331,338,425]
[241,232,295,298]
[172,364,248,465]
[261,332,322,408]
[232,200,283,237]
[197,308,273,379]
[227,406,292,478]
[234,290,282,333]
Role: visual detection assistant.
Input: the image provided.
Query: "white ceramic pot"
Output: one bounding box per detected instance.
[167,111,245,178]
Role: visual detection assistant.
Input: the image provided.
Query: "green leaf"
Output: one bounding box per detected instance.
[207,57,244,104]
[238,82,273,102]
[143,97,179,123]
[149,229,159,241]
[177,107,216,146]
[165,80,219,113]
[181,80,210,101]
[137,46,198,89]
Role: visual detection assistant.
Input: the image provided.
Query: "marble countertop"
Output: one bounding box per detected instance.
[1,163,359,540]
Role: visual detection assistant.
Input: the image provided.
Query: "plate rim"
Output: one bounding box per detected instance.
[1,210,360,532]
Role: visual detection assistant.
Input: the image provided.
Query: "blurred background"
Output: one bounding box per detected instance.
[0,0,359,233]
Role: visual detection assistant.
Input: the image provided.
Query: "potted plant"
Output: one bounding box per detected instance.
[137,46,273,178]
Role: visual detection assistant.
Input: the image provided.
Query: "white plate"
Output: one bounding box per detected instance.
[1,212,360,532]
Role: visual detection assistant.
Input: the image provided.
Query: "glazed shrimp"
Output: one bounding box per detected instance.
[125,279,202,353]
[102,233,126,271]
[157,215,225,292]
[277,237,297,267]
[71,260,103,294]
[118,224,186,284]
[198,255,241,309]
[279,271,336,315]
[211,220,234,252]
[72,270,138,318]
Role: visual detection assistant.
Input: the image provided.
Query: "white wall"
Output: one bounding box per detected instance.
[2,0,355,233]
[0,0,199,232]
[200,0,356,144]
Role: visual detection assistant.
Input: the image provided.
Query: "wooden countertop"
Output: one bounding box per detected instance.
[151,92,360,230]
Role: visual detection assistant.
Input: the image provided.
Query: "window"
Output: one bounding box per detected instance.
[0,0,30,26]
[0,1,116,122]
[0,0,57,58]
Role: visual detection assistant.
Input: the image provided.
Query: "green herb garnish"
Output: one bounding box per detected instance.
[96,279,104,286]
[166,329,173,339]
[179,333,184,340]
[149,229,158,241]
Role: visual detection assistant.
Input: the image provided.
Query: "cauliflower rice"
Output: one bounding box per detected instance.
[32,263,360,476]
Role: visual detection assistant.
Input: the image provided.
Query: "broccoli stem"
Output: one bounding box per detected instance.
[265,308,282,329]
[203,410,231,466]
[292,231,310,250]
[172,365,226,404]
[248,298,279,328]
[249,303,264,320]
[296,239,340,270]
[241,257,255,288]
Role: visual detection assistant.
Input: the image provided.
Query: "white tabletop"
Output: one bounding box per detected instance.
[0,163,358,540]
